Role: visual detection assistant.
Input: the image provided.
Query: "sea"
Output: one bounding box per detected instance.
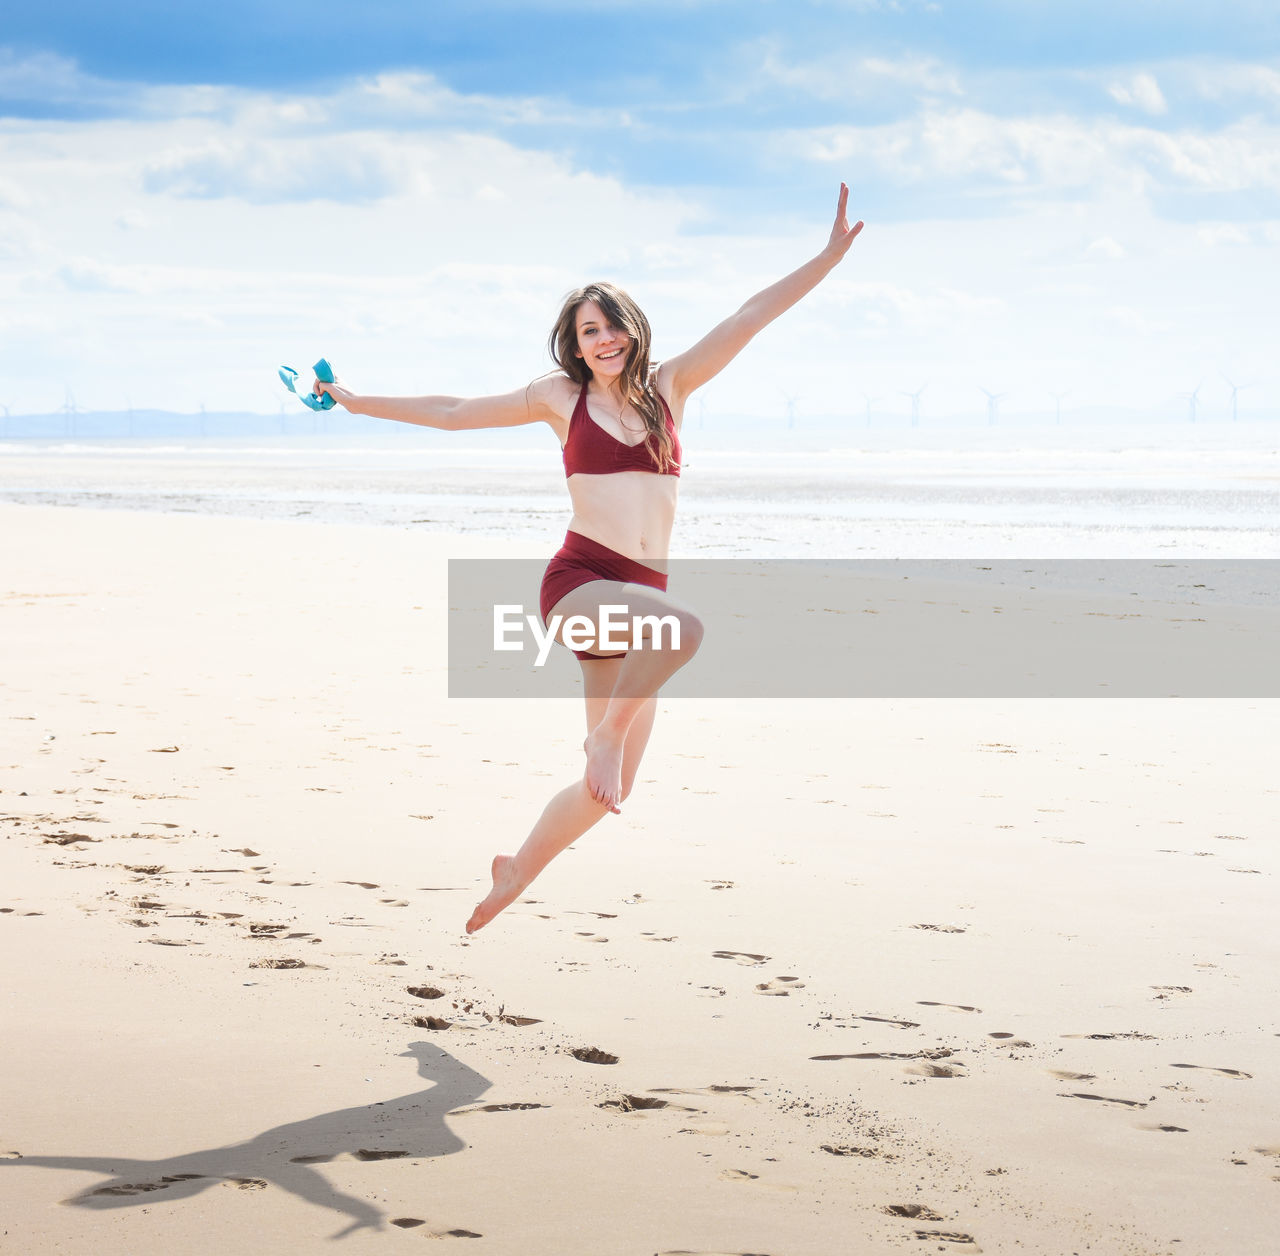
[3,420,1275,565]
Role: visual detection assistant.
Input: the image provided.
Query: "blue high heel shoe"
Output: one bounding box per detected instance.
[279,357,337,411]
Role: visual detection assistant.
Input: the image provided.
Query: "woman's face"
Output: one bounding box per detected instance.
[573,300,631,380]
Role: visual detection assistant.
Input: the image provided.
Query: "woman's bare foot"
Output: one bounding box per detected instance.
[583,728,624,813]
[466,854,527,934]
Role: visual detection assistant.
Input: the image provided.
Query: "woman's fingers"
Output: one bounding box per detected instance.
[827,181,864,257]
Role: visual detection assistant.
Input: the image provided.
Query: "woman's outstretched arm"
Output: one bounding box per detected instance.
[313,374,567,431]
[660,184,863,404]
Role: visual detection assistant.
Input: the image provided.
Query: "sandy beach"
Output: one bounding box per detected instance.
[2,500,1277,1255]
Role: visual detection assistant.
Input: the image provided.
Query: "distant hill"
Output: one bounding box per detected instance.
[2,405,1270,446]
[0,409,400,440]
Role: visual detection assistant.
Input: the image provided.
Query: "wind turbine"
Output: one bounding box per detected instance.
[780,390,799,431]
[861,393,882,428]
[1049,390,1069,427]
[1221,373,1251,422]
[1179,384,1201,424]
[978,386,1006,426]
[61,386,81,438]
[900,386,925,428]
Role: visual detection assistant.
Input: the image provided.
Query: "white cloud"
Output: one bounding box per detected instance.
[750,43,964,102]
[141,134,412,203]
[1085,235,1126,259]
[1184,59,1280,110]
[785,108,1280,197]
[1197,223,1252,246]
[0,49,123,106]
[1107,72,1168,116]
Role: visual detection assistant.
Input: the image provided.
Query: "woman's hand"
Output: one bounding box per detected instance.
[823,182,864,264]
[314,374,360,412]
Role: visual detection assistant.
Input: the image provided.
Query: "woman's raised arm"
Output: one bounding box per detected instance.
[313,374,566,431]
[659,184,863,405]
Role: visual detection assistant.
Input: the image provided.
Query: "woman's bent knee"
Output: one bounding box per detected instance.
[680,613,705,656]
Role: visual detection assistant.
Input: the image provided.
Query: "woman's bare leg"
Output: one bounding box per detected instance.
[581,607,701,812]
[544,579,703,813]
[465,661,657,934]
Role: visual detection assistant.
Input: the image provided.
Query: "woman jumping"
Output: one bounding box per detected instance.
[314,185,863,933]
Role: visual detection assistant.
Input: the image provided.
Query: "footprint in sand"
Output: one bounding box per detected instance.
[848,1014,920,1029]
[91,1174,207,1196]
[712,950,770,967]
[597,1095,699,1114]
[569,1047,618,1065]
[913,1231,980,1251]
[1139,1124,1189,1133]
[1170,1063,1252,1079]
[448,1104,548,1115]
[813,1048,955,1063]
[408,1016,452,1031]
[1061,1031,1155,1041]
[1058,1092,1148,1109]
[755,977,805,996]
[917,1001,981,1013]
[883,1204,945,1220]
[1047,1069,1096,1082]
[912,923,966,934]
[396,1224,481,1238]
[650,1085,757,1102]
[904,1061,966,1078]
[821,1144,897,1160]
[718,1169,757,1182]
[407,985,446,1000]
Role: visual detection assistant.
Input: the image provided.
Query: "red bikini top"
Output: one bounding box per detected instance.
[562,381,682,478]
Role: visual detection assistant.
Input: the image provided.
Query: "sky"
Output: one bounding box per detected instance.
[2,0,1279,423]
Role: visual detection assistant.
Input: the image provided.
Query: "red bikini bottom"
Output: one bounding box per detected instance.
[539,530,669,661]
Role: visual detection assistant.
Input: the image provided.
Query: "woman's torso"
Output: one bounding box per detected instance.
[544,371,683,567]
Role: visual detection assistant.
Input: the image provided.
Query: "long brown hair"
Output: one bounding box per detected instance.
[548,281,678,473]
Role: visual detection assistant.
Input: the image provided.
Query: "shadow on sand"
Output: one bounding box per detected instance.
[1,1042,490,1238]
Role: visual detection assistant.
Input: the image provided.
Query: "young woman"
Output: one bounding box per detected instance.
[314,184,863,933]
